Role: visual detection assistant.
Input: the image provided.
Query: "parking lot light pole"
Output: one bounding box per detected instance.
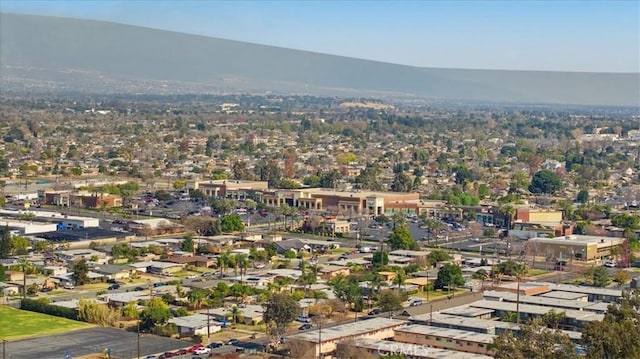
[2,338,6,359]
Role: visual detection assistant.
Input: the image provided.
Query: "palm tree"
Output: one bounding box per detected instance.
[236,253,249,280]
[312,290,328,303]
[541,309,566,330]
[393,269,407,291]
[499,204,516,231]
[229,254,238,277]
[187,288,208,309]
[218,251,231,277]
[229,305,244,325]
[501,311,518,323]
[497,260,528,324]
[472,269,489,291]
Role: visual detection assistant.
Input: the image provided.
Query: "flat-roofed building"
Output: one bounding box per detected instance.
[468,300,604,329]
[528,235,626,261]
[494,281,551,296]
[347,338,494,359]
[394,325,494,356]
[539,291,589,302]
[483,290,609,313]
[259,188,419,216]
[287,317,407,358]
[192,180,269,199]
[533,282,623,303]
[409,312,582,343]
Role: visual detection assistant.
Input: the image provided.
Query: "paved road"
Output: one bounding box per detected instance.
[4,327,191,359]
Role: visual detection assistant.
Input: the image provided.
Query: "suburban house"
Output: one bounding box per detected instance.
[168,313,223,338]
[90,264,133,281]
[0,282,20,296]
[208,304,264,326]
[166,255,216,268]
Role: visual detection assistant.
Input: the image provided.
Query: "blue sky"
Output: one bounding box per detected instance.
[1,0,638,73]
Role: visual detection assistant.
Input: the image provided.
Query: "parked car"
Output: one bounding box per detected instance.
[227,339,240,346]
[208,342,223,349]
[106,278,118,284]
[63,283,75,290]
[134,286,145,291]
[604,261,616,268]
[108,283,120,290]
[368,309,381,315]
[194,347,211,355]
[187,344,203,352]
[298,324,313,330]
[40,287,53,292]
[296,316,311,323]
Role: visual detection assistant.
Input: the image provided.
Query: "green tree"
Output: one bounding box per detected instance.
[491,318,579,359]
[140,298,172,331]
[582,289,640,359]
[435,263,465,289]
[576,189,589,204]
[528,170,562,195]
[220,214,245,232]
[229,305,244,324]
[0,265,5,282]
[71,259,90,286]
[614,270,631,287]
[427,249,450,267]
[180,236,195,253]
[592,266,610,287]
[0,226,12,259]
[263,292,300,336]
[472,268,489,290]
[388,224,419,250]
[377,289,403,314]
[371,250,389,269]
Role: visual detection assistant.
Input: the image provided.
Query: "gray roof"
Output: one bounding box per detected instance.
[352,338,494,359]
[288,317,406,343]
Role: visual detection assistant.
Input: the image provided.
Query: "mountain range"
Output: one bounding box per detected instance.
[1,13,638,106]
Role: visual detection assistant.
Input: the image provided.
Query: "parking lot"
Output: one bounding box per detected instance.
[4,327,191,359]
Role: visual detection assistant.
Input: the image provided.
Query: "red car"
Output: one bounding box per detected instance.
[188,344,204,353]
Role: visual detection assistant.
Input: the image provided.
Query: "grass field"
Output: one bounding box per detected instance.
[0,305,93,340]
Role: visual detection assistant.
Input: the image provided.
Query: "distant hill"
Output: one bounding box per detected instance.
[1,13,638,106]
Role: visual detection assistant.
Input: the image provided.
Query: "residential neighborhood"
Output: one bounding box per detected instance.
[1,94,640,359]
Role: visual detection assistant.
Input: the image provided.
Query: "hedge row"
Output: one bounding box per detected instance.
[21,298,78,320]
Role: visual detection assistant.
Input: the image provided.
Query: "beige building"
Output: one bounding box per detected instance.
[191,180,268,199]
[394,325,494,356]
[528,234,626,261]
[287,317,407,358]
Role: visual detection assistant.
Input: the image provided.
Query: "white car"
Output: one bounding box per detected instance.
[194,347,212,355]
[63,283,75,290]
[604,262,616,268]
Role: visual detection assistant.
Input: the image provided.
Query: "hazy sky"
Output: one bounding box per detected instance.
[2,0,638,73]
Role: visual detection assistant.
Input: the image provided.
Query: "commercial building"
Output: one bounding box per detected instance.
[190,180,269,199]
[528,235,626,261]
[286,317,407,358]
[259,188,420,216]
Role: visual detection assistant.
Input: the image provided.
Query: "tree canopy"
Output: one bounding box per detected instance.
[582,289,640,359]
[263,292,300,336]
[490,318,579,359]
[387,224,419,250]
[435,263,465,289]
[528,170,562,195]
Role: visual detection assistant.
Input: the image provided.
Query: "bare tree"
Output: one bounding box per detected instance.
[287,339,316,359]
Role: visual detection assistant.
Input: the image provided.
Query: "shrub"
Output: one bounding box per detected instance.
[21,298,78,320]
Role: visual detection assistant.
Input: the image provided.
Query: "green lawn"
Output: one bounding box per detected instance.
[0,305,92,340]
[527,268,550,276]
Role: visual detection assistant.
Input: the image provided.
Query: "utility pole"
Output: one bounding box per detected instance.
[206,306,210,344]
[2,339,6,359]
[137,320,140,359]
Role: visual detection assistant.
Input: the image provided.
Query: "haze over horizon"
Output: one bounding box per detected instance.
[1,0,638,74]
